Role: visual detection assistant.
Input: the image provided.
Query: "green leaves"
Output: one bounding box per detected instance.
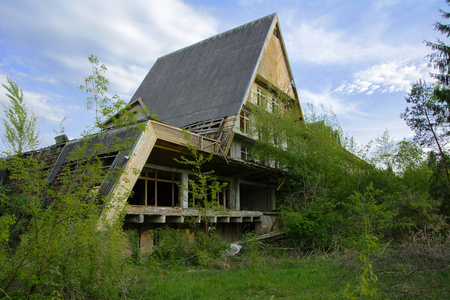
[0,55,146,298]
[1,76,40,155]
[175,129,227,212]
[78,54,127,133]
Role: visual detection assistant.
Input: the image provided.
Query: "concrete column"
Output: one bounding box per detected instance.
[235,179,240,211]
[271,187,276,210]
[229,179,236,209]
[180,171,189,208]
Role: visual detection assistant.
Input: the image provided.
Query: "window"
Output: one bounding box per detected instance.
[270,96,281,113]
[256,86,266,107]
[128,168,180,207]
[240,110,250,134]
[187,177,230,209]
[241,145,250,160]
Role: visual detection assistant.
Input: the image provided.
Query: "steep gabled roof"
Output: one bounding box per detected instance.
[130,14,277,128]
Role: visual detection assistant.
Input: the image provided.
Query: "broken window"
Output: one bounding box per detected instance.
[240,183,272,211]
[240,109,250,134]
[269,96,281,113]
[241,145,250,160]
[256,86,266,107]
[187,177,230,209]
[128,168,180,207]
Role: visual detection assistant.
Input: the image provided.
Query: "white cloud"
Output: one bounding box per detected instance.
[335,60,432,95]
[107,64,149,100]
[0,0,219,91]
[299,88,360,116]
[2,0,219,58]
[23,91,66,125]
[284,18,427,66]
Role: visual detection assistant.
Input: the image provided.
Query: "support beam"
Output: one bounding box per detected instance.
[146,215,166,223]
[166,215,184,223]
[125,214,144,223]
[253,216,262,222]
[217,216,230,223]
[230,216,242,223]
[101,120,157,227]
[202,215,217,223]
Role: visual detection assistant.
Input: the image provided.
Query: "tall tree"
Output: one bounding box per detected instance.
[426,0,450,124]
[401,81,449,179]
[1,77,40,155]
[426,0,450,86]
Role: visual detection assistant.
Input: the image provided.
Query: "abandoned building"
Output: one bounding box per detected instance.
[1,13,305,251]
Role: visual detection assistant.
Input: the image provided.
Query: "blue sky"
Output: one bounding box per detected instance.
[0,0,447,151]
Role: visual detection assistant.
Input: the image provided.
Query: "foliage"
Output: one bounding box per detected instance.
[78,54,122,132]
[248,99,394,249]
[1,76,40,155]
[175,130,228,229]
[247,89,446,250]
[400,81,450,214]
[152,227,229,266]
[401,82,449,171]
[426,0,450,86]
[77,54,152,134]
[152,227,193,263]
[281,200,340,249]
[0,55,148,299]
[421,1,450,215]
[341,235,380,299]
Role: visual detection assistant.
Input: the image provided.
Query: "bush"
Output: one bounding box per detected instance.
[152,227,193,263]
[280,200,340,250]
[152,227,229,266]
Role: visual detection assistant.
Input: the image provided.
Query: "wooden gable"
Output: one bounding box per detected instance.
[256,23,297,100]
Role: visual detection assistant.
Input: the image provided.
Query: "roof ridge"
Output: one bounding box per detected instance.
[157,13,277,61]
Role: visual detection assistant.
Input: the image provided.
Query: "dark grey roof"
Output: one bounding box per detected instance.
[130,14,276,127]
[48,125,142,197]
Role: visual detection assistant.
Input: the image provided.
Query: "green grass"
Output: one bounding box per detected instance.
[122,248,450,300]
[127,254,353,299]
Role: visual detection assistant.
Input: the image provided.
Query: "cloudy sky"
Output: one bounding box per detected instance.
[0,0,447,151]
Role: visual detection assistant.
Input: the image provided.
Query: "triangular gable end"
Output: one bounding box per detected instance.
[239,14,302,114]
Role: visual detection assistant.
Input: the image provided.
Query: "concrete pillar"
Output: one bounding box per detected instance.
[229,179,236,209]
[181,171,189,208]
[235,179,240,211]
[271,187,276,210]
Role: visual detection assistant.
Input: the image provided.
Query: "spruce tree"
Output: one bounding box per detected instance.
[426,0,450,85]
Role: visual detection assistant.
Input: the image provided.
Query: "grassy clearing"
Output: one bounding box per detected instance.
[132,254,348,299]
[122,244,449,300]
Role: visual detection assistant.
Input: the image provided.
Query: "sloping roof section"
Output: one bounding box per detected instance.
[130,14,277,128]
